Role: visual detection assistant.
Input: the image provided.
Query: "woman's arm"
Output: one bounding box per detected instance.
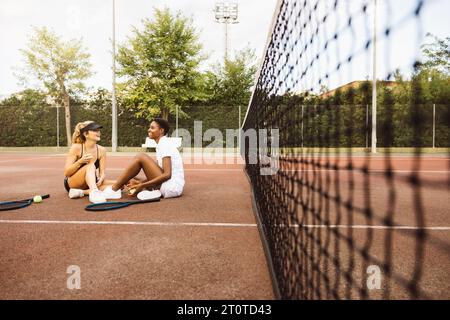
[64,144,92,177]
[64,145,83,177]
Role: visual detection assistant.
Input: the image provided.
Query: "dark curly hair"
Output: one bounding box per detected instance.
[153,118,170,136]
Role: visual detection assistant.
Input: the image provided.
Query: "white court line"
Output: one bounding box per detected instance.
[104,168,447,173]
[0,167,244,172]
[278,224,450,231]
[108,168,449,174]
[0,220,256,228]
[0,166,447,174]
[0,220,448,230]
[279,170,449,173]
[106,168,243,172]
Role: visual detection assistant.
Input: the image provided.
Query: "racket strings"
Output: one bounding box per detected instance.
[0,195,49,211]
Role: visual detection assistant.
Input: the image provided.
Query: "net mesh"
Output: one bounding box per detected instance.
[242,0,449,299]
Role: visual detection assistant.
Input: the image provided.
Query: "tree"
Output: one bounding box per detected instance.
[415,34,450,105]
[420,33,450,75]
[205,48,257,106]
[17,26,92,145]
[0,89,47,107]
[117,8,204,120]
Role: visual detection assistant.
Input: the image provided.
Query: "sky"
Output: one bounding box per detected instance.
[0,0,278,97]
[265,0,450,95]
[0,0,448,98]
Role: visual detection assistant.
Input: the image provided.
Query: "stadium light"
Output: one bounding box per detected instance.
[213,2,239,62]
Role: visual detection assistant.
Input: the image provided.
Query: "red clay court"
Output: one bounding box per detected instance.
[0,152,273,299]
[0,152,449,299]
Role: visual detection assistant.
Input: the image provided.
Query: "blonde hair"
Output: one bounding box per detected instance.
[72,121,94,144]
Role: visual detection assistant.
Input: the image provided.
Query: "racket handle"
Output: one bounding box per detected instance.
[41,194,50,199]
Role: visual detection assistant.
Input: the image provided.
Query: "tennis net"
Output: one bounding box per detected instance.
[242,0,449,299]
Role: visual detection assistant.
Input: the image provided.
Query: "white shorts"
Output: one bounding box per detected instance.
[160,180,184,198]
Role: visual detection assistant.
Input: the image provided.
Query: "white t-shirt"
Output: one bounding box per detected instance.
[156,136,185,189]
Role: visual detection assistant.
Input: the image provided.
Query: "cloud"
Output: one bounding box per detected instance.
[0,0,34,18]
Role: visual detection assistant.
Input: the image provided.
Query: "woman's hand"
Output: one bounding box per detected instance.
[127,178,143,185]
[125,182,145,195]
[96,174,105,187]
[133,184,145,195]
[78,153,93,165]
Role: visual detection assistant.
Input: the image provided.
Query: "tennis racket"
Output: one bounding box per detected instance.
[0,194,50,211]
[85,197,160,212]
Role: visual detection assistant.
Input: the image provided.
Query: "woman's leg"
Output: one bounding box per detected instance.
[85,163,98,190]
[137,153,163,181]
[67,163,98,191]
[112,153,163,191]
[76,179,116,195]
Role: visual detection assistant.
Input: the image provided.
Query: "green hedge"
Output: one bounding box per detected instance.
[300,104,450,148]
[0,104,245,147]
[244,103,449,148]
[2,102,446,148]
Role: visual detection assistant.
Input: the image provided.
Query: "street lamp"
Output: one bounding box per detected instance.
[213,2,239,62]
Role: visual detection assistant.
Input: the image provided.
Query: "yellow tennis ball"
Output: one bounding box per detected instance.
[33,195,43,203]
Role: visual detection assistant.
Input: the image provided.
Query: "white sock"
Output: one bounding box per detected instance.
[69,189,84,199]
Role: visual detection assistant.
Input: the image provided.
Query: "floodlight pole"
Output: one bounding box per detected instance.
[371,0,377,154]
[224,21,229,61]
[214,2,238,63]
[111,0,118,152]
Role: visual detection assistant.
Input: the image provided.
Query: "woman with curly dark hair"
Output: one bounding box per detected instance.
[102,118,185,200]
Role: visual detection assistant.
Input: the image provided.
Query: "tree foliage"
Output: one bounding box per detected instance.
[117,8,204,120]
[420,33,450,75]
[17,26,92,145]
[203,48,257,106]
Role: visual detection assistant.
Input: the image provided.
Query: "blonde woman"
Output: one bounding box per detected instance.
[63,121,117,203]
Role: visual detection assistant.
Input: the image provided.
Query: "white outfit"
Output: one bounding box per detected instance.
[156,135,185,198]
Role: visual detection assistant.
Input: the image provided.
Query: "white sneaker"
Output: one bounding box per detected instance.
[68,188,84,199]
[137,190,162,201]
[102,185,122,199]
[89,189,106,204]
